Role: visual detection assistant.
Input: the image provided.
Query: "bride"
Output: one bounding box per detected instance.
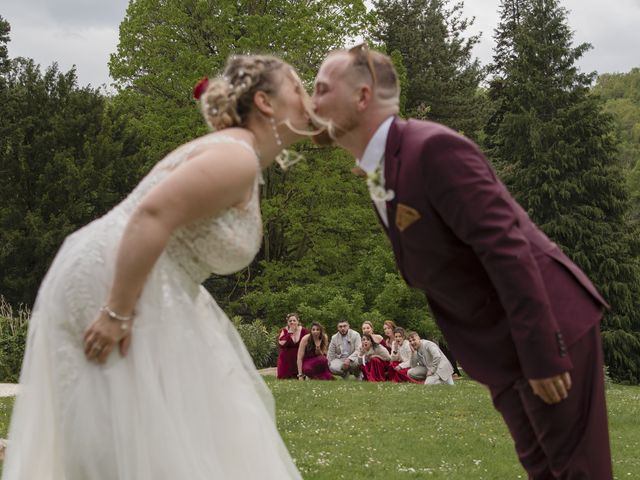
[2,54,321,479]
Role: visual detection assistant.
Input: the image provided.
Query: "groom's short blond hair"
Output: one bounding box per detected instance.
[330,44,400,112]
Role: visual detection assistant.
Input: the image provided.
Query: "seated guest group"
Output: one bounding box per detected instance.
[276,314,456,384]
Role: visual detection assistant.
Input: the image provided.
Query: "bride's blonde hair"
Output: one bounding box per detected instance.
[199,55,327,136]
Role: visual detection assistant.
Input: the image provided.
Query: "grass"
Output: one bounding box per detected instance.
[1,379,638,479]
[270,377,520,479]
[0,397,13,474]
[267,377,640,479]
[0,397,11,439]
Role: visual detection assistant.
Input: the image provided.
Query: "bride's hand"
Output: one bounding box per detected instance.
[83,309,132,363]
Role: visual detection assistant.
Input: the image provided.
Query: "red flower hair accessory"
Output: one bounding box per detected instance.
[193,77,209,100]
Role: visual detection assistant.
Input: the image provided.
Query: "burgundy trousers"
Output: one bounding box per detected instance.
[489,326,612,479]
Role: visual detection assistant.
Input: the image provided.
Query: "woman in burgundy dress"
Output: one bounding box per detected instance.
[357,333,391,382]
[296,322,333,380]
[382,320,397,352]
[388,327,420,383]
[361,321,389,351]
[276,313,308,379]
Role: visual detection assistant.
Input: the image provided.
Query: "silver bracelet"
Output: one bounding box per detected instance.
[101,305,134,322]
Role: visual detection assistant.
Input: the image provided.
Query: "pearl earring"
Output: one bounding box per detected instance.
[269,116,304,170]
[270,117,282,147]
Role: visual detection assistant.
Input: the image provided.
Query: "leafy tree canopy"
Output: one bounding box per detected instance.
[593,69,640,222]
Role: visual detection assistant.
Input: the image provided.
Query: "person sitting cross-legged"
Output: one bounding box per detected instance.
[388,327,420,383]
[327,320,362,378]
[297,322,334,381]
[407,331,455,385]
[357,333,391,382]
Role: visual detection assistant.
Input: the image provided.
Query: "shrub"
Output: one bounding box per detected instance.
[0,296,30,383]
[232,317,279,369]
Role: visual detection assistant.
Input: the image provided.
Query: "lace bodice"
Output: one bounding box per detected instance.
[115,134,263,283]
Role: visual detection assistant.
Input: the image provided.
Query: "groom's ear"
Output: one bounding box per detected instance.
[355,84,373,112]
[253,90,274,116]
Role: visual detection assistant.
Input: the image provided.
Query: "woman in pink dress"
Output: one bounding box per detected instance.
[276,313,308,379]
[357,333,391,382]
[296,322,333,380]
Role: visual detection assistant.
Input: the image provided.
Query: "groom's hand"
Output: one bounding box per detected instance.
[529,372,572,404]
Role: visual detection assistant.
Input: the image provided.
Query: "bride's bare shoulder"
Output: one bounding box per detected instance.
[188,128,256,157]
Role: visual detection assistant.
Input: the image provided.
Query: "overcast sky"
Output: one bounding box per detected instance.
[1,0,639,89]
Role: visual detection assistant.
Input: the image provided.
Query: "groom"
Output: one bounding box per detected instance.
[312,44,613,479]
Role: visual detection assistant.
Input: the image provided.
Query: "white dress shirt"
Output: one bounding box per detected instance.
[357,116,395,227]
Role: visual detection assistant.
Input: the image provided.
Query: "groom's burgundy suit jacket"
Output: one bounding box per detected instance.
[379,118,607,386]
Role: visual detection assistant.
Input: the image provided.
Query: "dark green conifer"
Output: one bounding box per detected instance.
[373,0,488,139]
[487,0,640,383]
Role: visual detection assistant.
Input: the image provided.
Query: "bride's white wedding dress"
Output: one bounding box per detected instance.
[2,135,301,479]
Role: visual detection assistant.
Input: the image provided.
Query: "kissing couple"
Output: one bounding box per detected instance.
[3,45,612,479]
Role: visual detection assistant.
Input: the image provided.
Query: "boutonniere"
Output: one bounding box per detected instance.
[366,164,395,201]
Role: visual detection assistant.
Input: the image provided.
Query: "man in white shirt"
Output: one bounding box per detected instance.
[327,320,361,378]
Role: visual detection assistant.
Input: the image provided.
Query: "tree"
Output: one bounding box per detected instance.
[484,0,529,161]
[486,0,640,383]
[372,0,489,139]
[0,15,9,76]
[593,69,640,223]
[0,50,143,306]
[109,0,370,165]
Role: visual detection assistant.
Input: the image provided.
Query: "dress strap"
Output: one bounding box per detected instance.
[204,134,264,184]
[209,134,258,156]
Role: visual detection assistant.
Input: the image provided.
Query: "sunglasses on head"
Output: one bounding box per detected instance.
[348,43,377,88]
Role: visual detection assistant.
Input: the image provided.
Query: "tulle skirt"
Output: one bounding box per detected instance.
[2,213,301,479]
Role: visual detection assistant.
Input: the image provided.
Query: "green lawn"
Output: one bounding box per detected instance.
[0,396,12,476]
[0,397,11,439]
[268,377,640,479]
[1,379,638,479]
